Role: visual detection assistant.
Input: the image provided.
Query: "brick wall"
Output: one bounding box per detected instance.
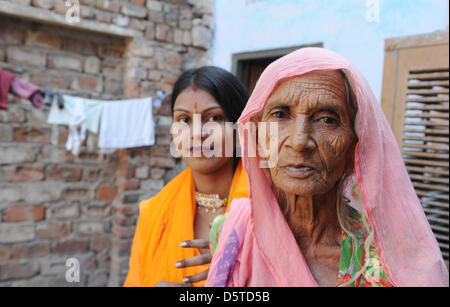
[0,0,213,287]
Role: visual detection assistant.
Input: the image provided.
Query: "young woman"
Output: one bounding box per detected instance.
[124,66,249,287]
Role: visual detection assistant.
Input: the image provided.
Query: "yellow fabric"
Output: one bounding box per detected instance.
[123,160,248,287]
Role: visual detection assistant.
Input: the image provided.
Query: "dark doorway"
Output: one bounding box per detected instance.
[232,43,323,94]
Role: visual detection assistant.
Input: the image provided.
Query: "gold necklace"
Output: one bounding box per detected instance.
[195,192,227,213]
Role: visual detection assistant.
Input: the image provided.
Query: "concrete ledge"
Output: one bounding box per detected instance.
[0,0,142,38]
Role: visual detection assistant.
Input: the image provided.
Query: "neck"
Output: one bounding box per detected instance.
[280,186,341,250]
[191,160,235,199]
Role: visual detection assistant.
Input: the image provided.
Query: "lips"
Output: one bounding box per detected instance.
[283,164,316,178]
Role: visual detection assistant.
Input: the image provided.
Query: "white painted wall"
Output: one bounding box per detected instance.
[211,0,449,100]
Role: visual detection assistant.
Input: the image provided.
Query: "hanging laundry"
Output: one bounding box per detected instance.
[98,97,155,152]
[10,77,43,108]
[0,68,43,110]
[47,95,103,156]
[0,68,15,110]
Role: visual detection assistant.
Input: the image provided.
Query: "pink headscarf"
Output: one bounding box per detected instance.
[206,47,448,287]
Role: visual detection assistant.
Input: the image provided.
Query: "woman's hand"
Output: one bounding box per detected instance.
[176,239,212,284]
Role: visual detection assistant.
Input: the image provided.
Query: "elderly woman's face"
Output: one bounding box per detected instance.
[260,70,356,196]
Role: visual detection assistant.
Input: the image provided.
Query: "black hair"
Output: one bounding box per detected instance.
[170,66,249,124]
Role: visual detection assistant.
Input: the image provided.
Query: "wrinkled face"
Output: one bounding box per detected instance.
[172,87,233,174]
[260,70,356,196]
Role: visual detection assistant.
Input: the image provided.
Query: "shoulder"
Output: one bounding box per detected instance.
[138,167,191,217]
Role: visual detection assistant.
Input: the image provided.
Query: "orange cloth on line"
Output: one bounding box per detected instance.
[123,160,248,287]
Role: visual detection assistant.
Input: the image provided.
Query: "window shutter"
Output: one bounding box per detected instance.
[381,31,449,265]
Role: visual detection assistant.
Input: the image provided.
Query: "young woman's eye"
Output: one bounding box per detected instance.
[207,115,224,122]
[178,116,190,123]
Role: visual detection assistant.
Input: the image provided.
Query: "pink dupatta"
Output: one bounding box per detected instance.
[205,47,448,287]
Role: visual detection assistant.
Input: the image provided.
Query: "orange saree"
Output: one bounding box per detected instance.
[123,160,248,287]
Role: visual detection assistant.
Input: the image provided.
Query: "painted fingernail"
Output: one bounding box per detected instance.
[182,278,189,283]
[180,241,187,247]
[175,262,182,268]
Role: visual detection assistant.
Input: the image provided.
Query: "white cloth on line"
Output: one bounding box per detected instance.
[47,95,103,156]
[98,97,155,151]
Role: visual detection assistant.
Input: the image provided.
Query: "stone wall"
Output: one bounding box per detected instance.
[0,0,213,287]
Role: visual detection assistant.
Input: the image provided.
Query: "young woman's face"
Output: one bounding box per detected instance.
[172,86,234,174]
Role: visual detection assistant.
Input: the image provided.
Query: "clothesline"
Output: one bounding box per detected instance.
[1,67,169,157]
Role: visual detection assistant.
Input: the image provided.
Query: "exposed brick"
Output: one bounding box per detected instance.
[23,183,63,203]
[74,221,104,236]
[147,0,163,11]
[32,0,53,9]
[0,124,13,142]
[48,54,83,72]
[71,75,102,92]
[38,145,72,163]
[121,2,147,18]
[82,202,111,218]
[124,81,139,98]
[0,262,40,281]
[7,166,45,182]
[141,179,164,191]
[150,168,165,179]
[113,239,132,256]
[11,242,50,259]
[84,56,101,74]
[96,0,121,12]
[115,204,139,217]
[149,157,176,168]
[14,126,51,144]
[62,187,92,201]
[91,235,112,252]
[25,31,61,49]
[155,23,170,42]
[0,185,23,203]
[97,250,111,269]
[0,224,35,243]
[0,27,24,44]
[4,205,45,222]
[0,107,25,123]
[88,271,108,287]
[7,47,46,67]
[0,46,5,62]
[55,239,90,255]
[113,225,135,239]
[147,10,164,23]
[0,246,11,262]
[114,213,137,227]
[36,222,70,239]
[47,165,82,182]
[97,186,118,201]
[46,203,80,220]
[82,167,101,182]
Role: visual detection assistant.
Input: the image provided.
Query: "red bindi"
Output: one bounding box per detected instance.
[191,84,199,92]
[194,101,198,113]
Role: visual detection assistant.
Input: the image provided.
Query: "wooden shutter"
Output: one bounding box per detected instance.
[381,31,449,264]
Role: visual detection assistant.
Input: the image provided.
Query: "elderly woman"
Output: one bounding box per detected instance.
[205,48,449,287]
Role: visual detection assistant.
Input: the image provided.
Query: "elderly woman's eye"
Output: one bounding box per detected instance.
[319,117,338,125]
[272,111,287,119]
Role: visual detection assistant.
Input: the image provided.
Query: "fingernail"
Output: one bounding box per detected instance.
[182,278,189,283]
[180,241,187,247]
[175,262,182,268]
